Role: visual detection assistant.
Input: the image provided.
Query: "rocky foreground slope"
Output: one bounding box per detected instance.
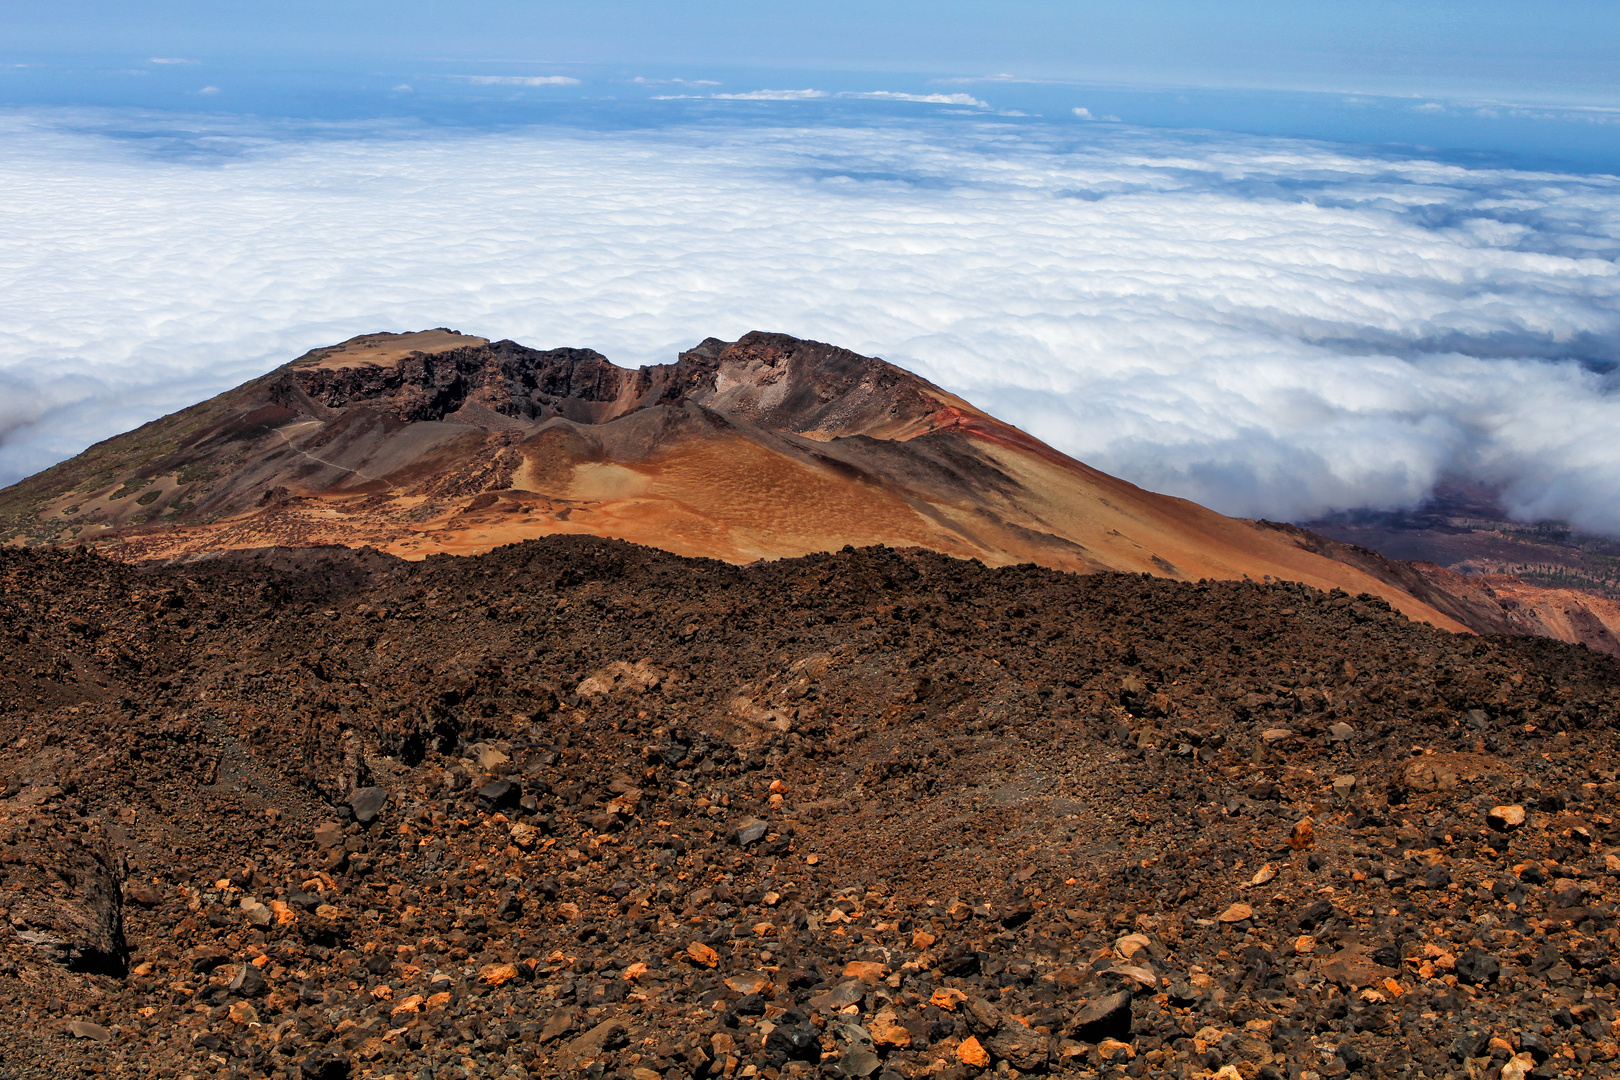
[4,537,1620,1079]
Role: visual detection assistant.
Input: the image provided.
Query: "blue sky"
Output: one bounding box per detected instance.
[10,1,1620,101]
[3,3,1619,531]
[6,2,1620,169]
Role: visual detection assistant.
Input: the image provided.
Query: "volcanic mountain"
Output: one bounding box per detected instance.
[6,347,1620,1077]
[8,326,1620,652]
[0,329,1477,631]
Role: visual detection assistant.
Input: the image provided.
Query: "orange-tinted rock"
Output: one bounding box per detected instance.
[957,1036,991,1068]
[841,960,888,985]
[1288,818,1315,851]
[724,972,772,995]
[479,963,520,986]
[871,1017,912,1048]
[1488,805,1526,832]
[390,995,426,1016]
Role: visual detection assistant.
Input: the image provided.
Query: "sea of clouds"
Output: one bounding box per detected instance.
[2,110,1618,530]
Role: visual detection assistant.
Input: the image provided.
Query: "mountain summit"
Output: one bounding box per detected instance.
[0,329,1476,629]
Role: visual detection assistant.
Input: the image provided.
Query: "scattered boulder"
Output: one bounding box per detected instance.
[346,786,387,824]
[988,1024,1050,1071]
[1488,804,1526,832]
[1069,991,1132,1043]
[732,818,768,846]
[1455,947,1501,986]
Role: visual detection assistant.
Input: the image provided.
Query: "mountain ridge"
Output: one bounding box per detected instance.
[7,327,1607,649]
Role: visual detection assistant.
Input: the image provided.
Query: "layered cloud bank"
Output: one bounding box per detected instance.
[2,112,1618,530]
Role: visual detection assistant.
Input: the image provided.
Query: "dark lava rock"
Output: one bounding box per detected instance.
[841,1045,882,1077]
[0,811,125,975]
[987,1024,1050,1071]
[766,1022,820,1061]
[809,981,866,1012]
[1521,1032,1553,1062]
[1451,1031,1489,1061]
[299,1049,351,1080]
[938,947,983,977]
[1069,990,1132,1043]
[346,786,388,824]
[999,903,1035,930]
[1456,947,1501,986]
[475,779,521,812]
[123,884,162,907]
[732,818,768,846]
[229,962,268,998]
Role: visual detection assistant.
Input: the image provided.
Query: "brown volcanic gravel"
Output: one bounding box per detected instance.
[3,537,1620,1080]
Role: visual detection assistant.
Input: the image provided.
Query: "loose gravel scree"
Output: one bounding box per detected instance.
[2,537,1619,1079]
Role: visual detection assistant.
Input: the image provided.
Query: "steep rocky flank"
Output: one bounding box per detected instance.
[4,538,1620,1078]
[0,329,1470,634]
[1261,524,1620,659]
[1303,485,1620,605]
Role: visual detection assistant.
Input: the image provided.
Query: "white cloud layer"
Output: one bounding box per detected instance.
[684,89,988,107]
[709,89,828,100]
[448,75,580,86]
[2,112,1619,532]
[842,92,988,107]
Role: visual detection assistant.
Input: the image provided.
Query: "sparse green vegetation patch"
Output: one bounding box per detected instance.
[108,477,152,500]
[134,489,163,506]
[0,375,269,519]
[1513,561,1620,599]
